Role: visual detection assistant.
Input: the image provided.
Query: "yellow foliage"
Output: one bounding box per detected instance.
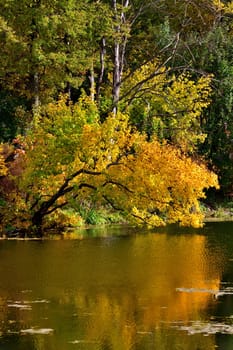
[44,209,84,230]
[212,0,225,10]
[1,190,31,231]
[14,96,218,231]
[106,137,219,227]
[0,145,8,177]
[163,74,212,151]
[216,0,233,13]
[123,60,212,152]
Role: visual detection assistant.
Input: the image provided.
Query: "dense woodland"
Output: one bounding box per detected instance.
[0,0,232,237]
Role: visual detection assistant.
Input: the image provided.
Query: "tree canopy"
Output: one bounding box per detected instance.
[1,96,218,236]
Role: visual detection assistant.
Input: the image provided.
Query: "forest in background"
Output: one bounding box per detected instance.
[0,0,232,237]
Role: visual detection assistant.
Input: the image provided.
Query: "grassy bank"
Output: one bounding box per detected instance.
[202,200,233,222]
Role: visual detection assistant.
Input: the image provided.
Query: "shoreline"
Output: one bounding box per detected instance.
[1,216,233,240]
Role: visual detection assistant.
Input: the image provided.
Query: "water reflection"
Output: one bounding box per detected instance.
[0,225,230,349]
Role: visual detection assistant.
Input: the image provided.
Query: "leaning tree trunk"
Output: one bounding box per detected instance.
[30,169,101,238]
[31,209,44,238]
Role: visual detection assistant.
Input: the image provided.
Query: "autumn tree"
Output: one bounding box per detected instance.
[2,96,218,237]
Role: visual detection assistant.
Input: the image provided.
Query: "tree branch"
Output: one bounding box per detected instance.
[102,179,133,193]
[32,168,102,221]
[102,194,122,211]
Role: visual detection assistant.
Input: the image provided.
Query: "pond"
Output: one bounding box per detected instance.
[0,222,233,349]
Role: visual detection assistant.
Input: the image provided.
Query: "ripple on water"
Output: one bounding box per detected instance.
[20,328,54,335]
[173,319,233,335]
[7,303,32,310]
[176,285,233,299]
[7,299,50,311]
[68,340,99,344]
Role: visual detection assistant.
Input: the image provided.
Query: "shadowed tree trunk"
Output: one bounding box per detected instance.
[96,36,106,103]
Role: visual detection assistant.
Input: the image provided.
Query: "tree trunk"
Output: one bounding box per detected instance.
[113,40,121,114]
[112,0,130,114]
[31,210,44,238]
[33,72,40,110]
[96,36,106,103]
[89,61,95,102]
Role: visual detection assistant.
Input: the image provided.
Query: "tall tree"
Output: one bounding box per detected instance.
[196,21,233,192]
[90,0,222,135]
[0,0,91,107]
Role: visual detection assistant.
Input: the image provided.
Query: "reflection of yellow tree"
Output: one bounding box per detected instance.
[131,234,221,327]
[0,233,223,350]
[69,291,217,350]
[59,234,222,350]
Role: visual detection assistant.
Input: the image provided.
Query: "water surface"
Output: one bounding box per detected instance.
[0,222,233,349]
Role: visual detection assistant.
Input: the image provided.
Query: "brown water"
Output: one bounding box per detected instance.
[0,222,233,349]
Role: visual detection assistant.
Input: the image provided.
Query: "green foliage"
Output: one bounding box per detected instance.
[84,209,104,225]
[0,0,92,104]
[195,24,233,192]
[0,91,29,142]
